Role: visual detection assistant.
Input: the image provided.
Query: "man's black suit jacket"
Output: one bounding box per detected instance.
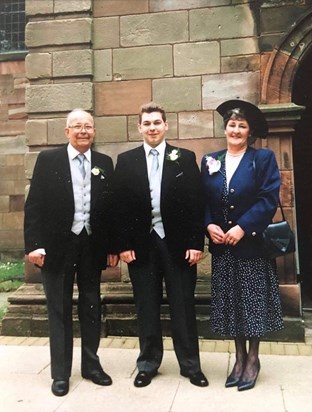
[114,143,205,264]
[24,145,115,272]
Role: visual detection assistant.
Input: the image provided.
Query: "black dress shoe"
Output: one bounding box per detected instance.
[181,371,209,387]
[51,379,69,396]
[225,373,241,388]
[134,371,157,388]
[237,363,261,392]
[82,371,112,386]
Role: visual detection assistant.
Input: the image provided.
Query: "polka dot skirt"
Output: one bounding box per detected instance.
[210,250,284,337]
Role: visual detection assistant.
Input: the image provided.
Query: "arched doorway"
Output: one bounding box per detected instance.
[292,50,312,308]
[261,8,312,317]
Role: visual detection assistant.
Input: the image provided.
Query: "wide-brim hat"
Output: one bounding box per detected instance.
[216,99,268,138]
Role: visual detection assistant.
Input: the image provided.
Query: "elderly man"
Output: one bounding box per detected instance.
[24,109,118,396]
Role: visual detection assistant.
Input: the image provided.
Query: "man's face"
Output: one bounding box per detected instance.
[65,112,95,153]
[138,111,168,148]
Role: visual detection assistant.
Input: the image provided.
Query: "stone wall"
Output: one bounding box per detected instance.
[23,0,311,273]
[2,0,311,337]
[0,1,309,263]
[0,60,28,260]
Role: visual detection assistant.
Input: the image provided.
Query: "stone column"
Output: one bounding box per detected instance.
[260,102,305,318]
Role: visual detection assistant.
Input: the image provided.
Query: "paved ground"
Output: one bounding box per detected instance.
[1,335,312,412]
[2,291,312,411]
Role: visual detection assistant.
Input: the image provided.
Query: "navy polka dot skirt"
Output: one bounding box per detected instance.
[210,249,284,338]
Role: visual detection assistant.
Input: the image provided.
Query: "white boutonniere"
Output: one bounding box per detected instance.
[205,153,225,175]
[166,148,181,162]
[91,166,105,179]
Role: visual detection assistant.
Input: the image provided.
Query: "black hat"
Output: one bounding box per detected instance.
[216,99,268,138]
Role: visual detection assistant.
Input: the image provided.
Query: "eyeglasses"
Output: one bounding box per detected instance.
[69,124,94,132]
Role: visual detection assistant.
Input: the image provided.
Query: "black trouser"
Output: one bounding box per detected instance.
[128,231,201,375]
[42,228,103,380]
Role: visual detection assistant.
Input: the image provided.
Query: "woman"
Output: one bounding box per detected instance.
[201,100,283,391]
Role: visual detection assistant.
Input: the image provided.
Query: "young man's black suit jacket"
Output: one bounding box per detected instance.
[114,143,205,263]
[114,142,205,376]
[24,144,115,273]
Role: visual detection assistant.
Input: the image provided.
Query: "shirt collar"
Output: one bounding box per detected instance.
[143,140,166,157]
[67,144,91,162]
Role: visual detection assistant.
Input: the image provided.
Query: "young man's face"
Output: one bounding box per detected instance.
[138,111,168,148]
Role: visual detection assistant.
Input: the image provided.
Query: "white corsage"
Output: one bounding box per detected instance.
[205,156,221,175]
[91,166,105,179]
[166,148,181,162]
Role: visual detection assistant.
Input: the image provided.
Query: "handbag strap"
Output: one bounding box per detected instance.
[278,198,286,221]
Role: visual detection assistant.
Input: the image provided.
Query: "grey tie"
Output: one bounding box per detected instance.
[150,148,159,176]
[77,153,86,179]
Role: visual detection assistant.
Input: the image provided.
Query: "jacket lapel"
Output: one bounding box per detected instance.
[57,145,74,200]
[134,145,150,189]
[161,143,182,196]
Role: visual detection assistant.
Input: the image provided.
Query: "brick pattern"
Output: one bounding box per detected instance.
[0,60,27,258]
[1,1,310,313]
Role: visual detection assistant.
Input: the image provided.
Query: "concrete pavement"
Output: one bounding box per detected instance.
[1,335,312,412]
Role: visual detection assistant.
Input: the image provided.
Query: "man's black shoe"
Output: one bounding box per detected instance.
[181,371,209,387]
[82,371,112,386]
[51,379,69,396]
[134,371,157,388]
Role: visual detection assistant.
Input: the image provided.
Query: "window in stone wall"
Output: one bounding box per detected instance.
[0,0,26,53]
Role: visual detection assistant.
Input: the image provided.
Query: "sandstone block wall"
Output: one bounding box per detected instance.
[0,61,28,259]
[1,0,311,268]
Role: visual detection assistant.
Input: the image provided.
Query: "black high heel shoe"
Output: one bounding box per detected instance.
[237,361,261,392]
[225,373,241,388]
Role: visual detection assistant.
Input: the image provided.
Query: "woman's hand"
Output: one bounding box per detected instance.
[224,225,245,246]
[207,224,226,244]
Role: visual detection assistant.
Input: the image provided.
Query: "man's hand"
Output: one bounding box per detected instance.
[108,254,119,267]
[120,250,136,264]
[185,249,203,266]
[27,250,45,268]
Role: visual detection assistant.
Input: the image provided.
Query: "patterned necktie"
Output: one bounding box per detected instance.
[77,153,86,179]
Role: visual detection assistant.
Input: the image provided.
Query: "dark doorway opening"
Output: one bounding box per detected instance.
[292,51,312,309]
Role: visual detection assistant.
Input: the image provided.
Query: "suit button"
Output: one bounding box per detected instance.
[230,205,234,209]
[228,221,232,225]
[252,232,256,236]
[230,188,235,193]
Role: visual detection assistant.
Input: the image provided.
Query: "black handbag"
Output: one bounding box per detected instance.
[262,200,296,259]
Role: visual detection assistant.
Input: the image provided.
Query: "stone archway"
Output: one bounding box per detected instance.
[260,8,312,323]
[262,8,312,104]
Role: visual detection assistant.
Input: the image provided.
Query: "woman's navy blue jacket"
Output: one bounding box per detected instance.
[201,146,281,258]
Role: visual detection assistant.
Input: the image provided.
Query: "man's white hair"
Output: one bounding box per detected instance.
[66,109,94,127]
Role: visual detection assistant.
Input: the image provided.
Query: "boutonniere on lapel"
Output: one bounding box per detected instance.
[91,166,105,179]
[166,148,181,164]
[205,153,225,175]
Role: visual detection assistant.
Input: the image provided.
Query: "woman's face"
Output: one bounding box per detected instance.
[225,116,250,152]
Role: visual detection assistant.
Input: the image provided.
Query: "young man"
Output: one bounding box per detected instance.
[114,102,208,388]
[24,109,118,396]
